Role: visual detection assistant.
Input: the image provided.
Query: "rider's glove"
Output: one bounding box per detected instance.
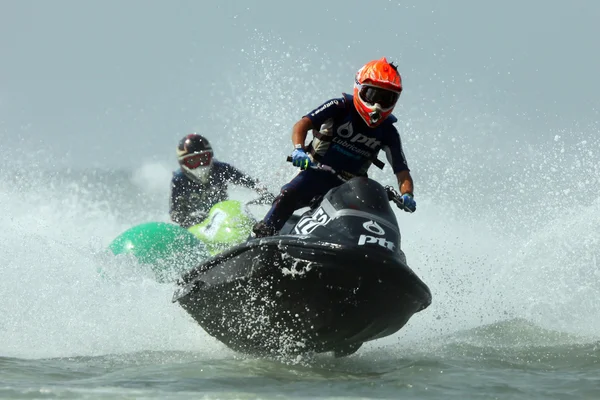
[291,148,312,170]
[400,193,416,212]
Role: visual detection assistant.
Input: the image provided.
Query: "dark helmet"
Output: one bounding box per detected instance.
[176,133,214,183]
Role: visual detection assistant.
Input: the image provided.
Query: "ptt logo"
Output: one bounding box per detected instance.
[362,220,385,235]
[336,121,381,149]
[358,234,395,251]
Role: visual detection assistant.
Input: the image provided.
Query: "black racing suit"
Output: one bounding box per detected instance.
[169,160,261,228]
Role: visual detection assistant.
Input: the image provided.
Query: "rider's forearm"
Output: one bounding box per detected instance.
[292,117,313,149]
[396,171,414,195]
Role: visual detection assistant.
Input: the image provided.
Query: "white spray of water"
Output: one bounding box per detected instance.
[214,33,600,350]
[0,165,231,360]
[3,34,599,362]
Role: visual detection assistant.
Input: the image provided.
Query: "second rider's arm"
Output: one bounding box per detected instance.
[170,178,207,228]
[220,162,275,203]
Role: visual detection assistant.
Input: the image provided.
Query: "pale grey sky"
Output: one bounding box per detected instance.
[1,0,598,171]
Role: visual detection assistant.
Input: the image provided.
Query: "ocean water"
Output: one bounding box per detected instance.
[1,156,599,399]
[2,1,600,398]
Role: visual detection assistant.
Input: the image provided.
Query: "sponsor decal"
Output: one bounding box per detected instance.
[331,144,361,159]
[363,220,385,235]
[358,234,395,251]
[337,121,354,138]
[199,209,227,239]
[335,121,381,150]
[310,99,339,117]
[294,207,331,234]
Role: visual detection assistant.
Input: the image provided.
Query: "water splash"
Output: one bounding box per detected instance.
[2,34,600,363]
[0,165,226,360]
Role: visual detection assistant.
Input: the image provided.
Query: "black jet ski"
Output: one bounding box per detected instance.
[173,164,431,358]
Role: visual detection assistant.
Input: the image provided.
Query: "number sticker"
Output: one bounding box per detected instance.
[200,210,227,239]
[294,207,331,235]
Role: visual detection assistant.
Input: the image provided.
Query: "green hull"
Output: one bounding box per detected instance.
[108,222,208,282]
[187,200,254,256]
[107,200,254,281]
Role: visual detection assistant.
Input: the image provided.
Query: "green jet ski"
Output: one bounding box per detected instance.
[107,199,261,282]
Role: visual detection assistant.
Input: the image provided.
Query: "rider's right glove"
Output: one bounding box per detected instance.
[291,148,312,170]
[400,193,417,212]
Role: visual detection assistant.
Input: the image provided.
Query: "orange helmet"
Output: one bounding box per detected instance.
[353,57,402,127]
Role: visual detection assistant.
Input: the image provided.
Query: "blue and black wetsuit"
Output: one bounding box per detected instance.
[262,93,410,231]
[170,160,260,228]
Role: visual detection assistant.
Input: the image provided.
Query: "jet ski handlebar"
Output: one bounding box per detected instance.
[285,156,411,212]
[385,186,413,213]
[285,156,348,181]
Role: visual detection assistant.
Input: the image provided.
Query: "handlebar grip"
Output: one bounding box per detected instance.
[286,156,292,163]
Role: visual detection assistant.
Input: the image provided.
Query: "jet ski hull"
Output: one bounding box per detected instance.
[174,236,431,356]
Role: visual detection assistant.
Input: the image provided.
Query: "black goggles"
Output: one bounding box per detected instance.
[359,85,400,109]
